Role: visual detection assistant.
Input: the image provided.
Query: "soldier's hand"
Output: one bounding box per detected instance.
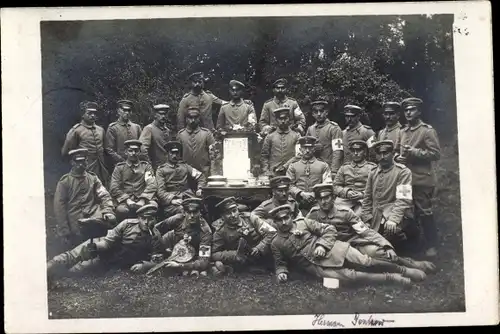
[277,273,288,283]
[81,242,98,261]
[386,249,398,261]
[126,198,136,207]
[130,263,145,273]
[195,189,202,197]
[165,261,182,268]
[314,246,326,258]
[135,199,146,208]
[172,199,182,206]
[385,221,398,236]
[352,191,364,200]
[250,247,261,257]
[103,213,116,222]
[395,155,407,164]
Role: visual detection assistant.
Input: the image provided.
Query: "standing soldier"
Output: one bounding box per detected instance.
[216,80,257,131]
[377,101,403,153]
[154,198,213,276]
[260,107,301,176]
[54,149,116,247]
[360,140,419,253]
[211,197,277,275]
[105,99,142,167]
[110,140,158,222]
[139,104,173,170]
[397,97,441,258]
[177,72,227,132]
[177,107,216,178]
[342,104,375,164]
[306,100,344,179]
[61,101,110,187]
[259,78,306,136]
[251,176,303,226]
[286,136,332,213]
[333,140,376,215]
[156,141,206,218]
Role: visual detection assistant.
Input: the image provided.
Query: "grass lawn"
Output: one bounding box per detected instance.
[46,144,465,318]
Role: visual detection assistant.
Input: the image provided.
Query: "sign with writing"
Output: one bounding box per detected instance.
[223,137,250,180]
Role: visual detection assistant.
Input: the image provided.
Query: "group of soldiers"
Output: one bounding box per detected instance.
[48,71,442,288]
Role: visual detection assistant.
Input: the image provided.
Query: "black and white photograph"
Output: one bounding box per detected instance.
[2,2,498,332]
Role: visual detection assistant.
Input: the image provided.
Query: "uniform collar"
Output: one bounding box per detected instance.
[378,163,395,173]
[277,127,291,134]
[346,122,362,131]
[70,170,88,178]
[126,160,140,168]
[314,121,328,129]
[117,119,131,126]
[301,157,317,164]
[386,122,401,132]
[186,127,200,134]
[273,96,289,104]
[319,206,336,219]
[153,120,167,130]
[407,120,424,131]
[229,99,244,107]
[80,121,96,129]
[351,160,367,168]
[189,89,206,97]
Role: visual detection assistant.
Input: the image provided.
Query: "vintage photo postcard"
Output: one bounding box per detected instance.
[2,2,498,332]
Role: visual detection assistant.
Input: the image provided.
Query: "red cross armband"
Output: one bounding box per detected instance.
[396,184,413,200]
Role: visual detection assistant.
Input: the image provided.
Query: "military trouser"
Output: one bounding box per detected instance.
[87,154,110,188]
[413,186,438,249]
[212,246,274,272]
[379,215,421,255]
[334,197,363,216]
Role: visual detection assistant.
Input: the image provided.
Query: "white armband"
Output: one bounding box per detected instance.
[396,184,413,200]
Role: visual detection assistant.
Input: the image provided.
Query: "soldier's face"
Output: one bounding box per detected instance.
[126,146,140,162]
[82,110,97,124]
[185,209,201,225]
[383,110,399,127]
[155,111,167,124]
[345,114,359,127]
[312,106,328,123]
[351,147,366,163]
[276,115,290,130]
[229,86,242,99]
[167,150,181,163]
[275,213,293,232]
[404,106,421,122]
[222,206,239,224]
[118,107,131,121]
[318,194,334,212]
[301,146,314,159]
[186,114,200,128]
[71,158,88,173]
[272,187,289,202]
[192,79,204,91]
[375,147,394,168]
[139,215,156,231]
[273,85,286,97]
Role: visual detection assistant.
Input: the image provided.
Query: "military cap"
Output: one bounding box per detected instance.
[343,104,363,115]
[372,140,395,153]
[270,176,292,189]
[136,202,159,217]
[269,204,293,220]
[273,107,291,118]
[401,97,423,109]
[80,101,99,112]
[164,141,182,152]
[68,148,89,161]
[229,80,245,89]
[348,140,368,150]
[182,198,203,211]
[215,196,238,212]
[312,183,334,198]
[186,106,201,116]
[153,104,170,112]
[311,100,329,107]
[124,139,142,149]
[273,78,288,87]
[298,136,318,147]
[188,72,204,81]
[117,99,134,110]
[382,101,401,112]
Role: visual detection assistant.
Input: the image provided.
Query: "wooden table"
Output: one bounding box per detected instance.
[201,185,272,223]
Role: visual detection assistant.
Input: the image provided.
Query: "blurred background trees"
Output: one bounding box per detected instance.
[42,14,455,192]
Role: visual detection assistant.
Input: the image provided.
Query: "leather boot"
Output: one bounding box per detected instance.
[397,256,437,274]
[355,272,411,287]
[369,258,427,282]
[420,214,439,257]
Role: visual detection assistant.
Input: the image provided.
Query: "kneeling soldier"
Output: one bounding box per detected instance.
[110,140,158,221]
[307,184,435,273]
[154,198,213,276]
[270,204,427,287]
[211,197,277,275]
[47,203,167,279]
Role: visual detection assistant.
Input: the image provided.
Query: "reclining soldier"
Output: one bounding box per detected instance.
[306,183,436,274]
[269,204,427,287]
[211,197,277,275]
[47,203,168,279]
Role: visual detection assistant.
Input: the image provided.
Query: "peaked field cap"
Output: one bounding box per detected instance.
[153,104,170,111]
[311,100,329,107]
[401,97,423,109]
[343,104,363,115]
[349,140,368,150]
[298,136,318,147]
[273,107,291,117]
[372,140,395,152]
[136,202,159,216]
[186,107,201,115]
[273,78,288,87]
[124,139,142,149]
[382,101,401,111]
[312,183,334,197]
[80,101,99,111]
[164,141,182,152]
[117,99,134,109]
[229,80,245,89]
[188,72,204,80]
[269,204,293,219]
[215,197,238,212]
[182,198,203,210]
[270,176,292,189]
[68,148,89,160]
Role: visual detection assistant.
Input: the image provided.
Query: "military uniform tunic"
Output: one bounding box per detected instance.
[306,121,344,175]
[139,121,172,170]
[377,122,403,153]
[54,170,115,240]
[156,213,213,271]
[251,196,303,227]
[104,120,142,164]
[156,162,206,206]
[216,100,257,130]
[176,127,215,176]
[287,158,332,198]
[333,160,376,213]
[260,128,301,175]
[259,97,306,133]
[177,90,226,131]
[61,122,110,186]
[109,161,157,204]
[342,122,375,163]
